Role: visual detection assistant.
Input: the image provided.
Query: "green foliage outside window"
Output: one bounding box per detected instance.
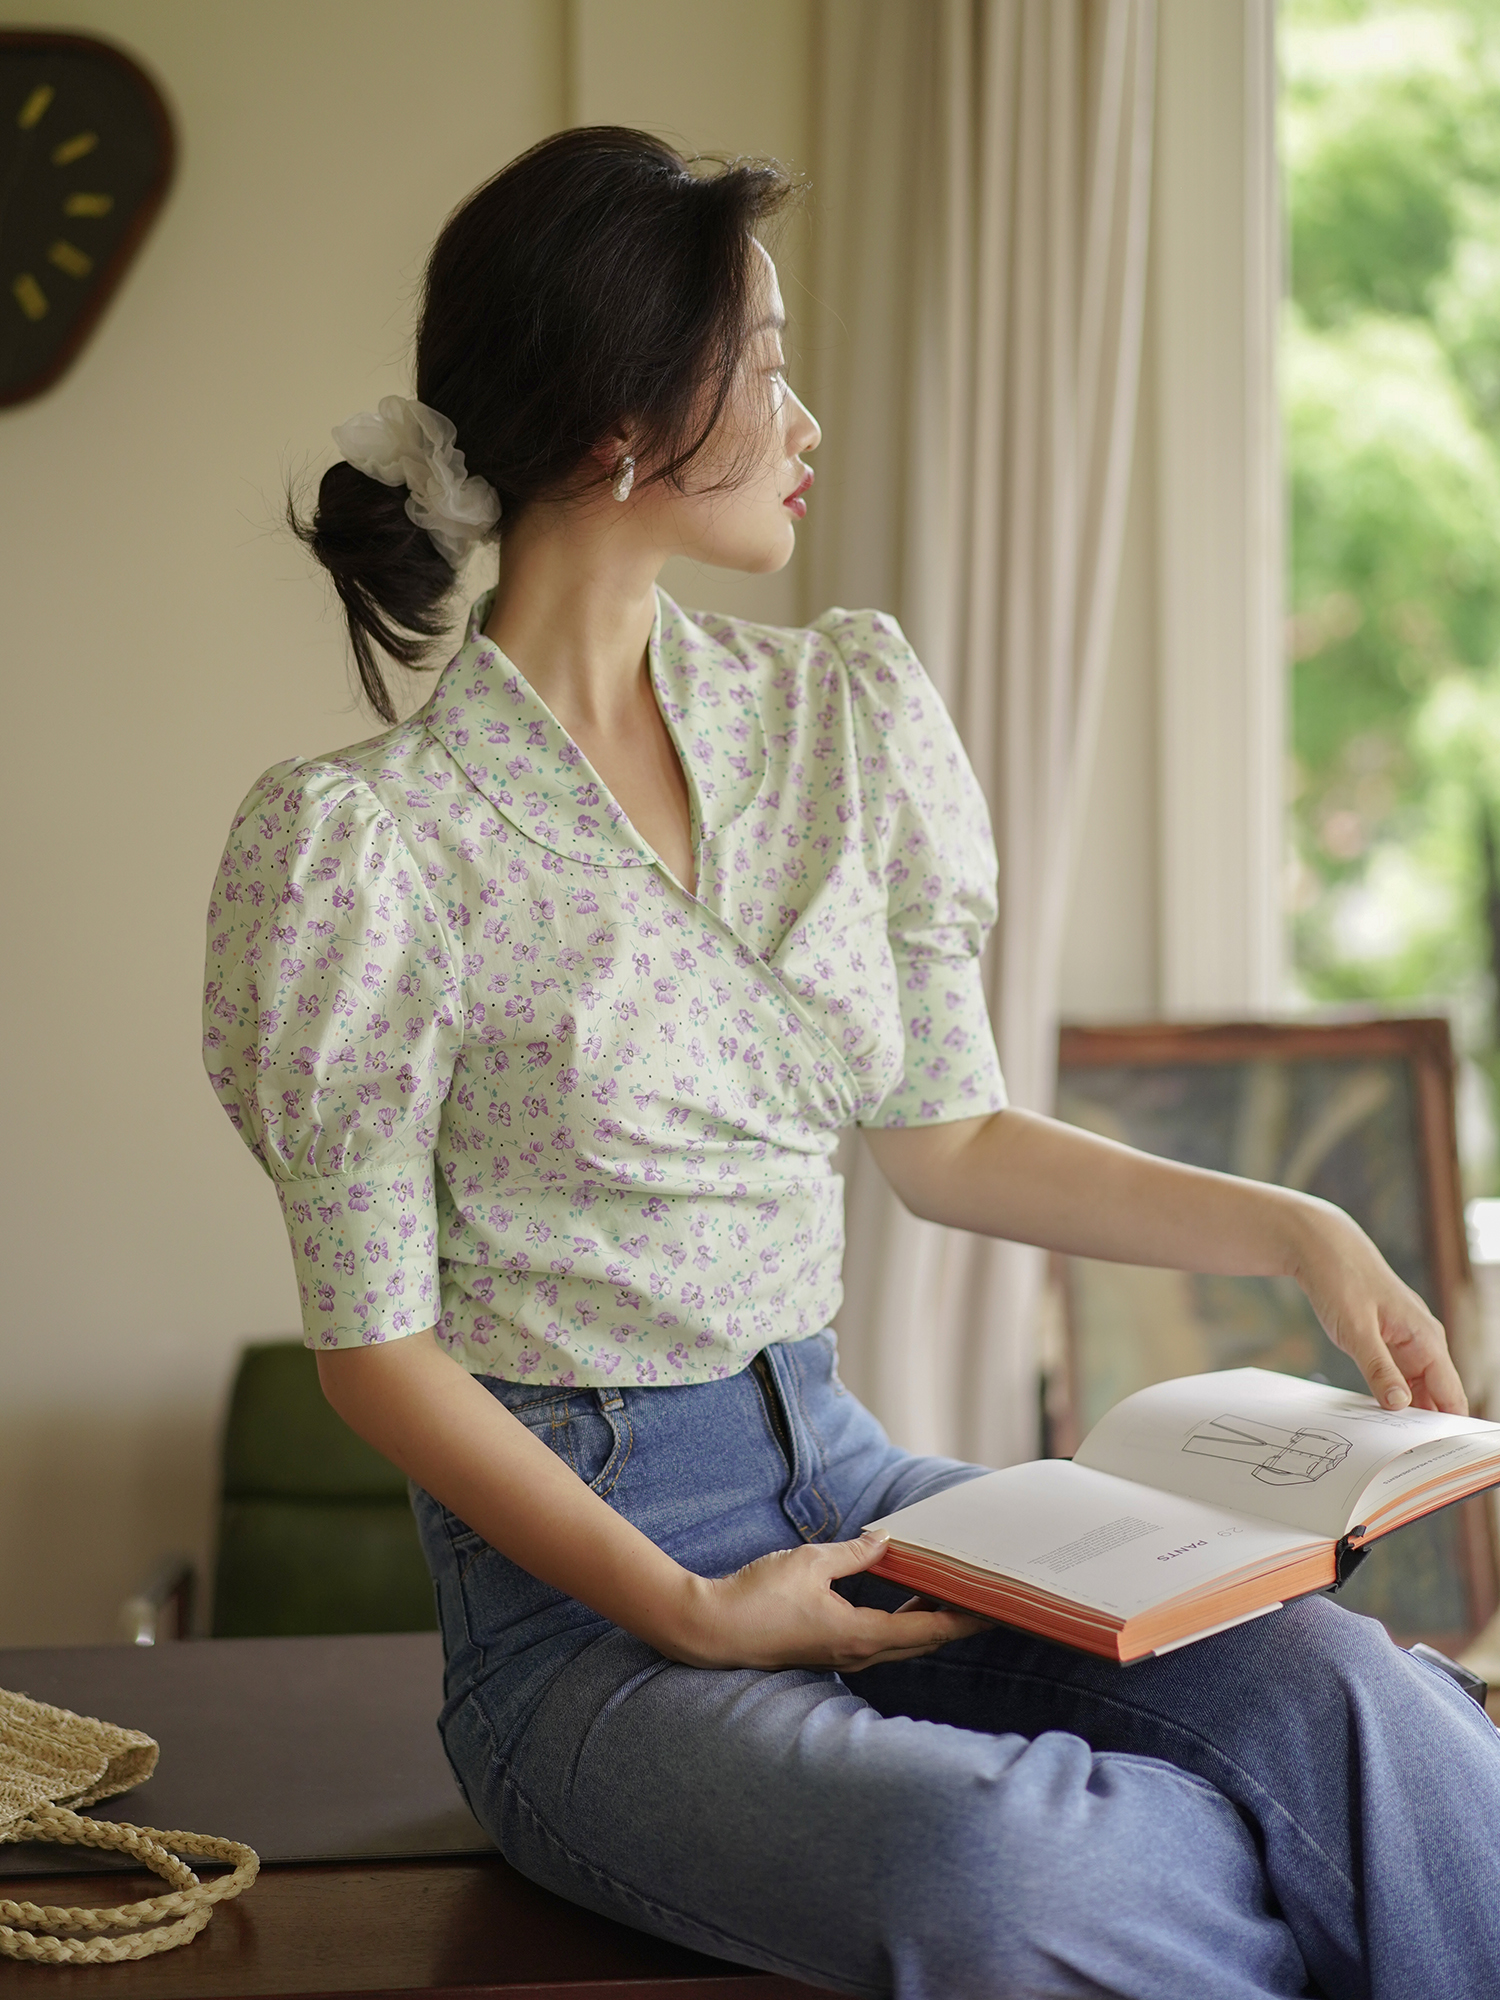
[1285,0,1500,1181]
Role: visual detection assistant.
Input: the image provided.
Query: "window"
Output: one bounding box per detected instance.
[1284,0,1500,1186]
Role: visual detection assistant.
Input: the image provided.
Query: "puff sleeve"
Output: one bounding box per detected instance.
[202,759,463,1347]
[818,607,1008,1127]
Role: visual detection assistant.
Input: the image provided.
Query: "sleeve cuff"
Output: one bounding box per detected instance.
[276,1154,440,1348]
[861,954,1008,1127]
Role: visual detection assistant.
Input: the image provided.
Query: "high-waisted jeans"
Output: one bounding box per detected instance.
[410,1330,1500,2000]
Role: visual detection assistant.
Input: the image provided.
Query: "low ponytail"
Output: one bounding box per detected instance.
[289,460,456,725]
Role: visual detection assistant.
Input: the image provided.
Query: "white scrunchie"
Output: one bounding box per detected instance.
[332,395,501,567]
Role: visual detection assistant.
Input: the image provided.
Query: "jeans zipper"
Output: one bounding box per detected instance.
[750,1349,793,1468]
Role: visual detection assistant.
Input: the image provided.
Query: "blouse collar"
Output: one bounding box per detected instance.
[423,587,767,873]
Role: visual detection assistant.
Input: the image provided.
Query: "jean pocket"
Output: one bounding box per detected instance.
[504,1388,632,1499]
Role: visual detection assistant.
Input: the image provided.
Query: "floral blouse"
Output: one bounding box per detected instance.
[202,589,1006,1386]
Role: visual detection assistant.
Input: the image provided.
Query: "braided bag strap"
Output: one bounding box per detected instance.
[0,1804,259,1964]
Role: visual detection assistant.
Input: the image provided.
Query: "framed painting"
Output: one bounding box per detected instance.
[1052,1016,1496,1651]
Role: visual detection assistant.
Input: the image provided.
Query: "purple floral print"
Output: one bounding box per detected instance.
[202,592,1005,1384]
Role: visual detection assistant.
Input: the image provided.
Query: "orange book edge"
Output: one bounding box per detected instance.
[871,1543,1336,1662]
[1352,1456,1500,1540]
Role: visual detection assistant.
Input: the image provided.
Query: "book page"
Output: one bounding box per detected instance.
[866,1459,1327,1619]
[1347,1430,1500,1528]
[1075,1367,1500,1540]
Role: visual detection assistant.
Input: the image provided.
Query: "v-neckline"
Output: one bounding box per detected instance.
[423,589,762,889]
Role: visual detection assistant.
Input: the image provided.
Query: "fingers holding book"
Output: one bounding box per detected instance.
[1377,1311,1467,1415]
[667,1531,989,1672]
[1288,1198,1466,1415]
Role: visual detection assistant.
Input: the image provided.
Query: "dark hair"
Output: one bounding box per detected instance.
[292,126,799,721]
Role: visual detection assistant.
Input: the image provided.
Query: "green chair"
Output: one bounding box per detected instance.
[210,1339,437,1638]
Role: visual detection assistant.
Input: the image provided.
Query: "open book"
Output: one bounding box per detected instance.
[866,1368,1500,1661]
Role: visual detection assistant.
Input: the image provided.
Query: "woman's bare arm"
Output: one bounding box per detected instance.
[863,1108,1466,1416]
[317,1332,984,1669]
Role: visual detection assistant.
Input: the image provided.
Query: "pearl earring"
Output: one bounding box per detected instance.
[612,453,636,503]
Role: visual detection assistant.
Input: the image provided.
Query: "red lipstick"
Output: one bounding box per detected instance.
[783,468,814,517]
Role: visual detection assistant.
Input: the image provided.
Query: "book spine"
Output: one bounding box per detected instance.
[1332,1529,1370,1589]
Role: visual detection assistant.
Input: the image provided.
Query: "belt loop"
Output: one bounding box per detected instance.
[597,1386,625,1412]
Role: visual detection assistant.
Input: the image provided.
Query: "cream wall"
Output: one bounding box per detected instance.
[1,0,1204,1644]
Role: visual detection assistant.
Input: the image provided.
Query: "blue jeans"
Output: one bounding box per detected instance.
[410,1330,1500,1999]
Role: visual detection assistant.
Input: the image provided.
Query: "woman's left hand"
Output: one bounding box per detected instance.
[1289,1195,1467,1414]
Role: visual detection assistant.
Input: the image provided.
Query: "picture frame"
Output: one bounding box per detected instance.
[1052,1016,1497,1652]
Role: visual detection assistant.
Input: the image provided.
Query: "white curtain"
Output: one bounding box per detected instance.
[805,0,1157,1466]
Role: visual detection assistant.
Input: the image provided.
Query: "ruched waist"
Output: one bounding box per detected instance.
[435,1172,846,1383]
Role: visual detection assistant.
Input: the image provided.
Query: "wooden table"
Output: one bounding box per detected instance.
[0,1857,838,1998]
[0,1637,840,1999]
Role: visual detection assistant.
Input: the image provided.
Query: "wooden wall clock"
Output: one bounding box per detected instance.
[0,31,174,408]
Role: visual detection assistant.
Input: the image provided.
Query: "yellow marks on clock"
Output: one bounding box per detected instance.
[51,130,97,167]
[14,88,102,170]
[47,239,92,279]
[17,84,55,130]
[11,245,93,320]
[12,274,48,321]
[8,93,107,322]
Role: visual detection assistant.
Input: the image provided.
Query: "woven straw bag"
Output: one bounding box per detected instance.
[0,1687,258,1964]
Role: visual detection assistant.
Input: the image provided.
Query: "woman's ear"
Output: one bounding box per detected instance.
[589,432,633,475]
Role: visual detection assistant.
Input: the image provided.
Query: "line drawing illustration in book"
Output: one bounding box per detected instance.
[1182,1415,1353,1486]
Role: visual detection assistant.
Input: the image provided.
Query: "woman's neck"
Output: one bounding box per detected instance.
[481,500,664,736]
[479,497,696,891]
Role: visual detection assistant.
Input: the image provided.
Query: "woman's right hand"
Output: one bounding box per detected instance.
[318,1334,982,1675]
[660,1531,987,1671]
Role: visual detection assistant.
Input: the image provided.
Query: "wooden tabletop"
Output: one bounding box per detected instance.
[0,1635,489,1875]
[0,1637,841,1997]
[0,1855,841,1998]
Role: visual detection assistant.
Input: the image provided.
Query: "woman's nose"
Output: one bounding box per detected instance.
[789,389,821,455]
